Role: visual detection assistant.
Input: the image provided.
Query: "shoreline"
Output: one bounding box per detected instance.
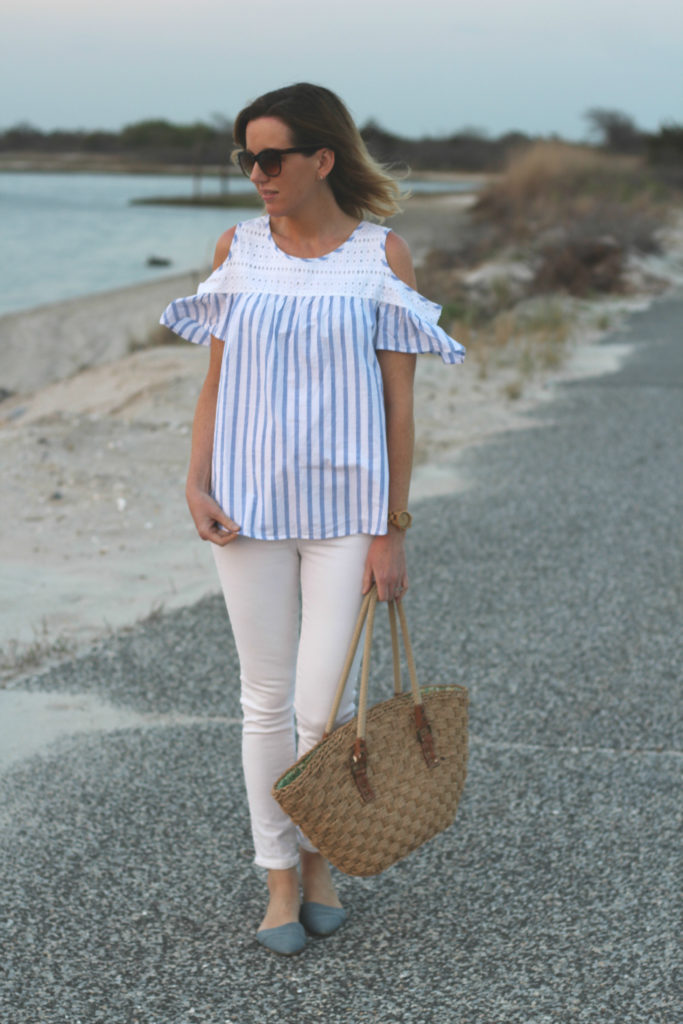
[0,271,204,394]
[0,194,475,393]
[0,156,491,184]
[0,186,478,324]
[2,193,682,678]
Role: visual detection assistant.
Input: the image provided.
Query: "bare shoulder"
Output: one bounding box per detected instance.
[385,230,417,289]
[213,225,238,270]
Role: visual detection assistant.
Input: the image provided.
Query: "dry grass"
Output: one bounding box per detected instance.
[417,142,671,311]
[0,602,171,685]
[472,141,672,295]
[0,622,76,685]
[474,141,668,245]
[414,142,677,401]
[444,299,573,399]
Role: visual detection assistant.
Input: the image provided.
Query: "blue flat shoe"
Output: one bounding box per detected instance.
[256,921,307,956]
[300,902,348,937]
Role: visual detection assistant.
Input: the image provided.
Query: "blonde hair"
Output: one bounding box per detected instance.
[233,83,405,220]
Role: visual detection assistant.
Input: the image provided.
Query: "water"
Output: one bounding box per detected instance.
[0,172,259,316]
[0,172,474,317]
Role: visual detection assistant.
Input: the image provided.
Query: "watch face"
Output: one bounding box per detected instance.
[391,511,412,529]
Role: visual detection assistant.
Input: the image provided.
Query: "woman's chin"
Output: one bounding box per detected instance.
[259,191,280,210]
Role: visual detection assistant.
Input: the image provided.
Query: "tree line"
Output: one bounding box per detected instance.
[1,109,680,176]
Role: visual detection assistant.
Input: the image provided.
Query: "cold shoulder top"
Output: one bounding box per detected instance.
[160,215,464,540]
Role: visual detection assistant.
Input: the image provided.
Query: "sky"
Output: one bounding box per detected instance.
[1,0,681,140]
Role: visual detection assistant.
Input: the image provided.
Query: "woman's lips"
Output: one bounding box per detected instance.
[259,190,278,201]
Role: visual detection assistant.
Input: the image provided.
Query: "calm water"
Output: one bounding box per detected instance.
[0,172,256,316]
[0,172,473,317]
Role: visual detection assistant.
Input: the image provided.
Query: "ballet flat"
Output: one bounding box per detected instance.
[256,921,307,956]
[299,902,348,937]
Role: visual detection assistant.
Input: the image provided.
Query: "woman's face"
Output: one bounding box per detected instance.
[244,116,326,217]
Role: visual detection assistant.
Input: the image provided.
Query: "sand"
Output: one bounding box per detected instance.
[2,195,681,671]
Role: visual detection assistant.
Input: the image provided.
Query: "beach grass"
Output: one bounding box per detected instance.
[447,299,572,391]
[414,142,682,399]
[473,141,673,294]
[0,624,76,685]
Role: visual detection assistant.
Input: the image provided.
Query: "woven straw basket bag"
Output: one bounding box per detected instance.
[273,586,469,876]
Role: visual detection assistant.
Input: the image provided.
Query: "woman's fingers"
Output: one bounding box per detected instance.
[204,518,240,545]
[375,576,408,602]
[187,490,240,545]
[363,535,408,601]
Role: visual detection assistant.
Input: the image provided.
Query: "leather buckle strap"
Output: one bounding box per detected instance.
[329,587,437,800]
[414,704,439,767]
[350,738,376,803]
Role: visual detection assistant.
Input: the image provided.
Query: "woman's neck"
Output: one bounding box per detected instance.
[269,194,360,260]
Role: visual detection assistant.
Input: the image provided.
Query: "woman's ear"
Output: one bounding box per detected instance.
[318,147,335,179]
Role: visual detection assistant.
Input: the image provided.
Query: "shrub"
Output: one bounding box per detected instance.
[533,237,624,296]
[471,141,672,294]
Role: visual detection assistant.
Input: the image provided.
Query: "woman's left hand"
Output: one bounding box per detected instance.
[362,531,408,602]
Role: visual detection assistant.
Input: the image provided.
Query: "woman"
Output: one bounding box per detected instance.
[161,83,464,955]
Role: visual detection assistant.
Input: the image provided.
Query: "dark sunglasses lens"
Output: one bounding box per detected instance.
[257,150,282,176]
[237,151,255,176]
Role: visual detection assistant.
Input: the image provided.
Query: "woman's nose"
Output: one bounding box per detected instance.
[250,162,268,184]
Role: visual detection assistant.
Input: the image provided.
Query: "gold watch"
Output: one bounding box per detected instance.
[388,510,413,531]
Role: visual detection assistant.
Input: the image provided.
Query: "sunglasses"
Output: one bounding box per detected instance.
[235,145,324,178]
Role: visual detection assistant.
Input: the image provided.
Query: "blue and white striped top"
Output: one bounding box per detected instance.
[161,216,465,540]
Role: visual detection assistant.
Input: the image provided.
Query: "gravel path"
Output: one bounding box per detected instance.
[1,293,681,1023]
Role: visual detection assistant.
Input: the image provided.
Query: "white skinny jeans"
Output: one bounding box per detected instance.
[212,533,373,869]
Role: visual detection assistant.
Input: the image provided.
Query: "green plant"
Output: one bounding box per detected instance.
[438,300,468,327]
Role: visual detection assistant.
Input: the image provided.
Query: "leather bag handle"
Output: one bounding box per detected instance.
[323,585,439,801]
[323,586,419,736]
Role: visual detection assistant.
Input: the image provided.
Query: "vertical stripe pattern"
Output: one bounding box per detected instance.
[160,216,464,540]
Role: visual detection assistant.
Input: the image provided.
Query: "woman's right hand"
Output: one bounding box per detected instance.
[186,486,240,546]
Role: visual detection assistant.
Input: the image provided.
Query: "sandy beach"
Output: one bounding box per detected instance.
[2,194,681,670]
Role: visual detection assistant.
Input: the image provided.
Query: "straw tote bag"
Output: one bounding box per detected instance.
[272,586,469,876]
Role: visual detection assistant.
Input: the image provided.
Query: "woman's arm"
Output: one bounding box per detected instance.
[185,227,241,546]
[362,231,418,601]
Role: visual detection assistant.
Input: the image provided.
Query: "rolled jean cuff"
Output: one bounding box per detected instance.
[254,853,301,871]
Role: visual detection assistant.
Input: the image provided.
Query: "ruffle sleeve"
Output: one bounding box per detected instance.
[375,275,465,365]
[159,281,235,347]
